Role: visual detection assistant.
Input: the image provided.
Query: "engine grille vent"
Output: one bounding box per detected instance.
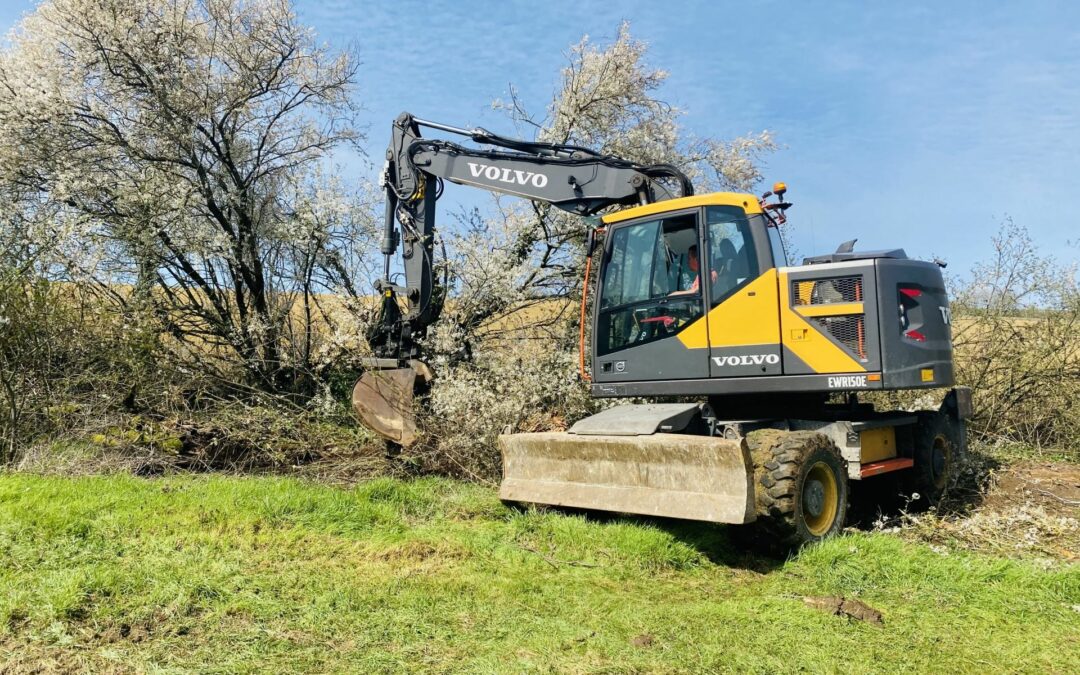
[812,315,867,360]
[794,276,863,305]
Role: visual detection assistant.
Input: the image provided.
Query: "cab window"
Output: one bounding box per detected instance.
[767,220,788,268]
[706,206,761,307]
[597,213,703,356]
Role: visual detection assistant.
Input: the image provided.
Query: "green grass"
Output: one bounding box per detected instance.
[0,475,1077,673]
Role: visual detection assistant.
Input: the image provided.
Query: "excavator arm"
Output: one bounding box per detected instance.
[354,112,693,446]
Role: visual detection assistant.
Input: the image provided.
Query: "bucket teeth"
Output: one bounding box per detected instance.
[499,432,756,524]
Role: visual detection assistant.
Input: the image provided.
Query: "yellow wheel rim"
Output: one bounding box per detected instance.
[802,461,840,537]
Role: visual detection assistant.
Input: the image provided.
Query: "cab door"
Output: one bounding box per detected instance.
[592,209,712,382]
[702,206,784,378]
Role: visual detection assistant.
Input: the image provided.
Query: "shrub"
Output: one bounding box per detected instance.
[417,330,597,481]
[0,275,166,461]
[950,220,1079,453]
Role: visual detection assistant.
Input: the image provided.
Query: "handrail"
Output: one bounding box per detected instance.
[579,252,594,382]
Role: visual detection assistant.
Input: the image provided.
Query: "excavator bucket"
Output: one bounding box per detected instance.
[499,432,756,524]
[352,362,432,447]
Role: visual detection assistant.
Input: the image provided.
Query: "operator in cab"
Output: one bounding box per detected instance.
[669,244,717,296]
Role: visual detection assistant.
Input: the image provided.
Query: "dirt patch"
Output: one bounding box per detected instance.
[631,633,656,648]
[99,622,150,644]
[802,596,884,625]
[983,461,1080,519]
[897,459,1080,562]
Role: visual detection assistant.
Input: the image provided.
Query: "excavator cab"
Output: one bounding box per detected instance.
[591,196,784,387]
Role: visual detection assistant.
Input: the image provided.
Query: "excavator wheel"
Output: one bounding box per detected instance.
[747,430,848,547]
[905,410,964,507]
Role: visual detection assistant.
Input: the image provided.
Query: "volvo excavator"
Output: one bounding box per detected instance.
[353,112,970,545]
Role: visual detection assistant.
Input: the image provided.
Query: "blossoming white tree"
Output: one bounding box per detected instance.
[423,25,779,477]
[0,0,372,393]
[431,24,777,354]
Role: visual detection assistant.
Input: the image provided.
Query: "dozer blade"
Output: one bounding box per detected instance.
[499,432,756,524]
[352,367,423,446]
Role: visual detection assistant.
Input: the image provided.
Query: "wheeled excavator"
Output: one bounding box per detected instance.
[353,112,970,544]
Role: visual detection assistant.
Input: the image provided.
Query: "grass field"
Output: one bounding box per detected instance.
[0,474,1077,673]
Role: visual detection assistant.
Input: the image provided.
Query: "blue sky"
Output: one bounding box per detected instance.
[3,0,1078,272]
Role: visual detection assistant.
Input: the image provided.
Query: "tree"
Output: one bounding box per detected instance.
[430,23,778,358]
[421,24,779,478]
[0,0,368,394]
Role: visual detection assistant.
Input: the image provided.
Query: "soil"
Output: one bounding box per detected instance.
[982,461,1080,519]
[802,596,884,625]
[899,457,1080,562]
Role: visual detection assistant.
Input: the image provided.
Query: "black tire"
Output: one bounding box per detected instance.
[906,411,963,506]
[749,431,849,547]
